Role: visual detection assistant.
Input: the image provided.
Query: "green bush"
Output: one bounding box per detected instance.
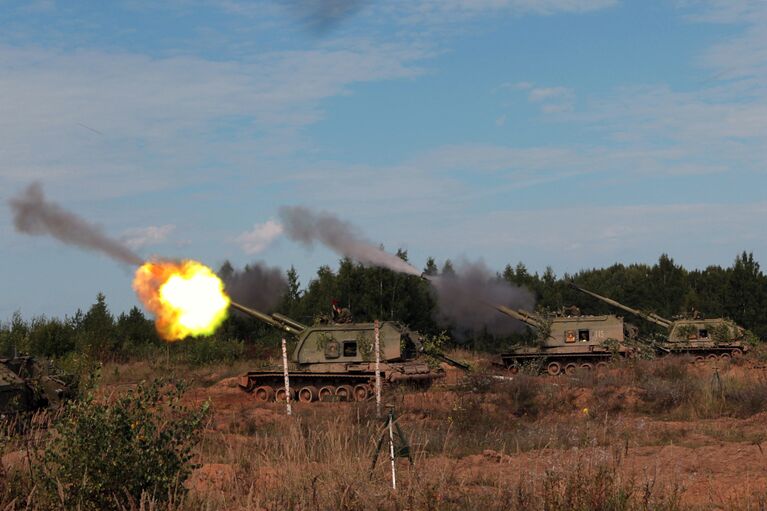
[178,336,245,366]
[37,379,209,510]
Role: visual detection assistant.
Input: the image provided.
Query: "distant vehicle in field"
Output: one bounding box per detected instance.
[0,356,76,416]
[493,304,633,376]
[570,284,750,361]
[231,302,465,403]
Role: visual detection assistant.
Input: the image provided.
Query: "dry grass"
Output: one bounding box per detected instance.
[188,406,686,511]
[99,358,260,387]
[2,354,767,509]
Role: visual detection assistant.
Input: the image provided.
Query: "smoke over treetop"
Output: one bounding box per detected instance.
[278,206,420,276]
[9,182,143,266]
[219,261,288,312]
[428,260,535,338]
[289,0,366,35]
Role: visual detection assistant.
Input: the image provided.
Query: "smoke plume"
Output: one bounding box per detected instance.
[220,261,288,312]
[278,206,421,276]
[289,0,365,35]
[9,182,143,266]
[428,260,535,338]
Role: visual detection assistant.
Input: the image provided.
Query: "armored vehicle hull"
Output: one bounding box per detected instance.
[571,284,751,360]
[239,363,436,403]
[232,303,444,403]
[649,319,748,361]
[494,305,633,376]
[0,356,75,416]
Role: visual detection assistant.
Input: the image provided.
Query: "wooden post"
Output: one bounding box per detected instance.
[388,407,397,490]
[374,320,382,418]
[281,337,292,416]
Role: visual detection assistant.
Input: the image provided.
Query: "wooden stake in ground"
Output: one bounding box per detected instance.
[281,337,292,416]
[374,320,382,418]
[388,407,397,490]
[369,406,412,488]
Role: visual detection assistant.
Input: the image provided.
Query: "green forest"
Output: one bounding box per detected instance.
[2,251,765,361]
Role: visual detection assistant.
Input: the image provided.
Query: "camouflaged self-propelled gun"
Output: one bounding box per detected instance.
[231,302,455,403]
[0,356,76,416]
[570,284,750,361]
[493,305,633,375]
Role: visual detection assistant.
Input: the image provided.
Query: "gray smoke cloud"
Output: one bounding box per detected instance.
[220,261,288,312]
[278,206,421,276]
[428,260,535,338]
[9,182,143,266]
[289,0,365,35]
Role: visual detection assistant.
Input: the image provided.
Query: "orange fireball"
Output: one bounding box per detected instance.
[133,260,230,341]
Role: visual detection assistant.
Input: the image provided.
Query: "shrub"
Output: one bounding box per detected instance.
[37,379,209,510]
[721,375,767,418]
[640,371,698,415]
[179,337,245,366]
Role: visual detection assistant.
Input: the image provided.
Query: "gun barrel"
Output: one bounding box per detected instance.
[569,283,673,329]
[230,302,307,335]
[492,304,547,331]
[271,312,308,333]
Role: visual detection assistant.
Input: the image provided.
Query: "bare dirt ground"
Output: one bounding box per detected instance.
[175,358,767,509]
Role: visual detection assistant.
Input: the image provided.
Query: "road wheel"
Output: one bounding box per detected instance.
[546,361,561,376]
[275,387,294,403]
[508,365,520,375]
[318,386,334,402]
[254,386,275,402]
[706,354,719,362]
[298,385,319,403]
[596,361,609,371]
[732,349,743,358]
[694,356,705,364]
[353,384,370,401]
[564,363,577,376]
[580,363,593,371]
[335,385,353,402]
[719,353,731,361]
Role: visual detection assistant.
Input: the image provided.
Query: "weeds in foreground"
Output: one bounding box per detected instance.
[1,379,210,511]
[0,355,765,509]
[192,406,686,511]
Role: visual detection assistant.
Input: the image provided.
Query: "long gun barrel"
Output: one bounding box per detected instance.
[569,283,673,329]
[492,304,548,332]
[429,351,471,371]
[230,302,308,336]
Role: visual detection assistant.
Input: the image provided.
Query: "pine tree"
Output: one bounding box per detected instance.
[81,292,116,356]
[423,257,438,276]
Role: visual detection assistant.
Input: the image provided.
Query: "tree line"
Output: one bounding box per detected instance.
[1,251,765,360]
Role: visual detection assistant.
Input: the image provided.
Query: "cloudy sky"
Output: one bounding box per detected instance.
[2,0,766,317]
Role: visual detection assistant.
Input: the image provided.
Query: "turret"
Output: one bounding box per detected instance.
[230,301,308,336]
[569,283,673,329]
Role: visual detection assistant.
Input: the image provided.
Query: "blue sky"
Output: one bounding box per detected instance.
[2,0,767,318]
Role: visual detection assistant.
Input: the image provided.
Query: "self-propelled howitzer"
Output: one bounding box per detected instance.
[231,302,446,403]
[570,284,750,360]
[0,356,76,417]
[493,304,633,376]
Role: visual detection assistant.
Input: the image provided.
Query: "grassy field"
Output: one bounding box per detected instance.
[2,352,767,510]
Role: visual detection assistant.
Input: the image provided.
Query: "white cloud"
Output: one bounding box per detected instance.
[236,220,284,254]
[523,85,575,112]
[214,0,617,25]
[528,86,572,102]
[684,0,767,24]
[0,42,428,199]
[498,82,575,114]
[395,0,617,24]
[121,224,175,250]
[413,201,767,273]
